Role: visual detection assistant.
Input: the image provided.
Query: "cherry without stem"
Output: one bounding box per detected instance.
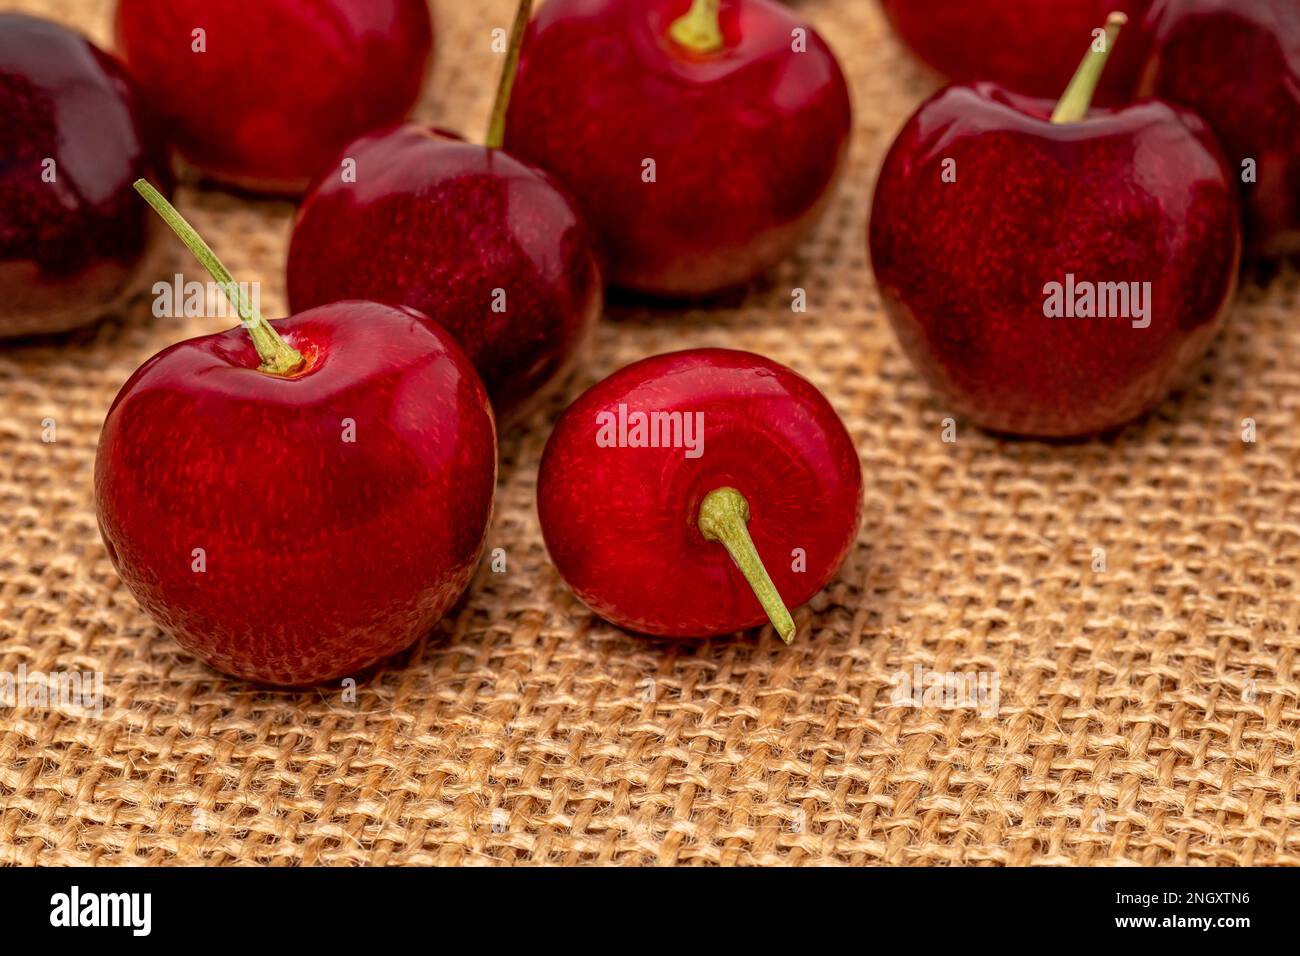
[1139,0,1300,260]
[0,13,169,337]
[114,0,434,195]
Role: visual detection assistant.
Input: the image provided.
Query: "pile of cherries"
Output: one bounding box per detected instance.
[0,0,1295,685]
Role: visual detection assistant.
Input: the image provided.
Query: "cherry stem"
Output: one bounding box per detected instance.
[1051,11,1127,124]
[669,0,724,55]
[698,487,796,645]
[485,0,533,150]
[133,180,303,376]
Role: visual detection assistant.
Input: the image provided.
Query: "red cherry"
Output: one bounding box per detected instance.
[113,0,433,194]
[289,1,602,421]
[869,14,1241,438]
[288,126,601,419]
[1139,0,1300,260]
[503,0,851,297]
[537,349,862,641]
[0,13,170,338]
[879,0,1153,105]
[95,183,496,685]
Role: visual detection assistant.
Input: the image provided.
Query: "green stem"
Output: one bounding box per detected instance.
[485,0,533,149]
[1051,11,1127,124]
[698,487,796,644]
[669,0,724,55]
[133,180,303,376]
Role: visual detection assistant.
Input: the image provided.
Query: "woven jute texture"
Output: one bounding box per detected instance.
[2,0,1299,867]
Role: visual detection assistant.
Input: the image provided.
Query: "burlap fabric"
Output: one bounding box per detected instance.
[2,0,1298,867]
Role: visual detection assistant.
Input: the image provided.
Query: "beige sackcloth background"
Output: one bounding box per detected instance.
[2,0,1298,866]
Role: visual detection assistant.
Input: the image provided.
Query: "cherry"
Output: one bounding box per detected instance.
[537,349,862,642]
[95,182,497,685]
[0,13,169,338]
[879,0,1153,105]
[501,0,852,297]
[114,0,434,195]
[288,0,602,421]
[1139,0,1300,260]
[869,14,1241,438]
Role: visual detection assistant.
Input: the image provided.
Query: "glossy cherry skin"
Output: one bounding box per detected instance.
[95,301,497,685]
[114,0,433,194]
[537,349,862,639]
[287,126,603,421]
[869,85,1240,438]
[0,14,169,338]
[879,0,1153,105]
[1139,0,1300,259]
[502,0,851,297]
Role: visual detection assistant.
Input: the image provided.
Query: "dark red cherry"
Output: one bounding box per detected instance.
[0,13,169,338]
[287,126,601,420]
[114,0,434,194]
[288,1,602,421]
[503,0,852,297]
[879,0,1153,105]
[1139,0,1300,259]
[869,14,1241,437]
